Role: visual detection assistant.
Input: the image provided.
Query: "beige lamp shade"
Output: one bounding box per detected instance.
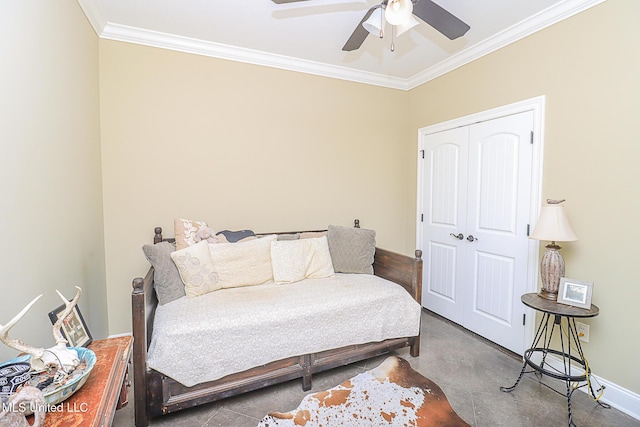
[530,202,577,300]
[530,205,578,242]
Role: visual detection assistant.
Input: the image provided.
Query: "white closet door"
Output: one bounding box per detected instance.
[421,126,469,324]
[420,111,534,354]
[464,111,533,352]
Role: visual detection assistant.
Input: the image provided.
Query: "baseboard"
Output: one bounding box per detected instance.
[542,354,640,420]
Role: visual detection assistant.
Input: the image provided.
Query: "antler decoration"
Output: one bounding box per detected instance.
[0,287,82,372]
[0,295,46,360]
[52,287,82,345]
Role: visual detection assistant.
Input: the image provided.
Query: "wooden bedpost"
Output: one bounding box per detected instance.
[413,249,423,304]
[153,227,163,244]
[132,277,149,427]
[301,354,312,391]
[410,249,423,358]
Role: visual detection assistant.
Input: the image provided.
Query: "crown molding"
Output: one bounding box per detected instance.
[406,0,607,89]
[76,0,106,35]
[79,0,605,91]
[100,23,411,90]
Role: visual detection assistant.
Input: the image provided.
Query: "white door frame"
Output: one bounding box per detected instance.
[416,95,545,354]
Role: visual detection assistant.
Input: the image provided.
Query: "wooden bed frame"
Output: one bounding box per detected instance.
[131,223,423,427]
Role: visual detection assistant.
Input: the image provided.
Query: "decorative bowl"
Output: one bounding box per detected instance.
[0,362,31,398]
[0,347,96,408]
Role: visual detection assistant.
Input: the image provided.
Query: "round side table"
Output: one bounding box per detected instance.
[500,293,609,426]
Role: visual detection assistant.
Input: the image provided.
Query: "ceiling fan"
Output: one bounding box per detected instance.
[271,0,470,51]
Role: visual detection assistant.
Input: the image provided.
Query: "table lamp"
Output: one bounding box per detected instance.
[529,199,578,300]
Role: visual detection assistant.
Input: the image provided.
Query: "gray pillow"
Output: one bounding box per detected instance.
[327,225,376,274]
[142,241,186,305]
[277,233,300,241]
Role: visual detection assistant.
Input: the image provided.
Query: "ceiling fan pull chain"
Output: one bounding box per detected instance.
[390,25,396,52]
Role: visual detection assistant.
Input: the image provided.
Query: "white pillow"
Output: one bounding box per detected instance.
[306,236,335,279]
[271,239,313,284]
[170,241,220,297]
[270,236,334,284]
[208,235,277,288]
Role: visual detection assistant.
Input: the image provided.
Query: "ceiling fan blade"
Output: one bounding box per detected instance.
[412,0,470,40]
[342,5,379,52]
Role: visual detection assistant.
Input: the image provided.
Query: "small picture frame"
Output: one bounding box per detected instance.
[48,304,92,347]
[557,277,593,309]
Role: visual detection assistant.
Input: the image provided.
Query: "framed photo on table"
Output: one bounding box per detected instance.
[557,277,594,309]
[48,303,93,347]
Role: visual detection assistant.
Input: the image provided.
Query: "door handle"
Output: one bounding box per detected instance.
[467,235,478,242]
[450,233,464,240]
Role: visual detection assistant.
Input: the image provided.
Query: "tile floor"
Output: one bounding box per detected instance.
[113,310,639,427]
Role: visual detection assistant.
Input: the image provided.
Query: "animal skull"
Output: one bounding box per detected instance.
[0,287,82,372]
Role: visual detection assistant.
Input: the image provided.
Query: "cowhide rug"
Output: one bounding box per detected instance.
[257,356,469,427]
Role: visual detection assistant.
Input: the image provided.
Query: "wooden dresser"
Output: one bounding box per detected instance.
[41,336,133,427]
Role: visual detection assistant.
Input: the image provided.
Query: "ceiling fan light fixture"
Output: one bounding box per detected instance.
[363,7,384,38]
[396,15,419,37]
[385,0,413,26]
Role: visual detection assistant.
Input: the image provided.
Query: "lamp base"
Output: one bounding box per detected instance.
[538,243,564,301]
[538,288,558,301]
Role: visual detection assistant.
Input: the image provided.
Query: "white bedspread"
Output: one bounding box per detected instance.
[147,273,421,387]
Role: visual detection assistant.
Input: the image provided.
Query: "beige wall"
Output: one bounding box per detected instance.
[0,1,106,361]
[99,41,413,335]
[408,0,640,393]
[13,0,631,400]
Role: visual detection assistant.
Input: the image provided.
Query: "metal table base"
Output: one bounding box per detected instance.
[501,294,609,426]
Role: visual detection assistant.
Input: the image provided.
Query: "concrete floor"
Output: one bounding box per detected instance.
[113,310,640,427]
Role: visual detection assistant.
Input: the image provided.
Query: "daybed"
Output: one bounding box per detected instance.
[131,220,423,427]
